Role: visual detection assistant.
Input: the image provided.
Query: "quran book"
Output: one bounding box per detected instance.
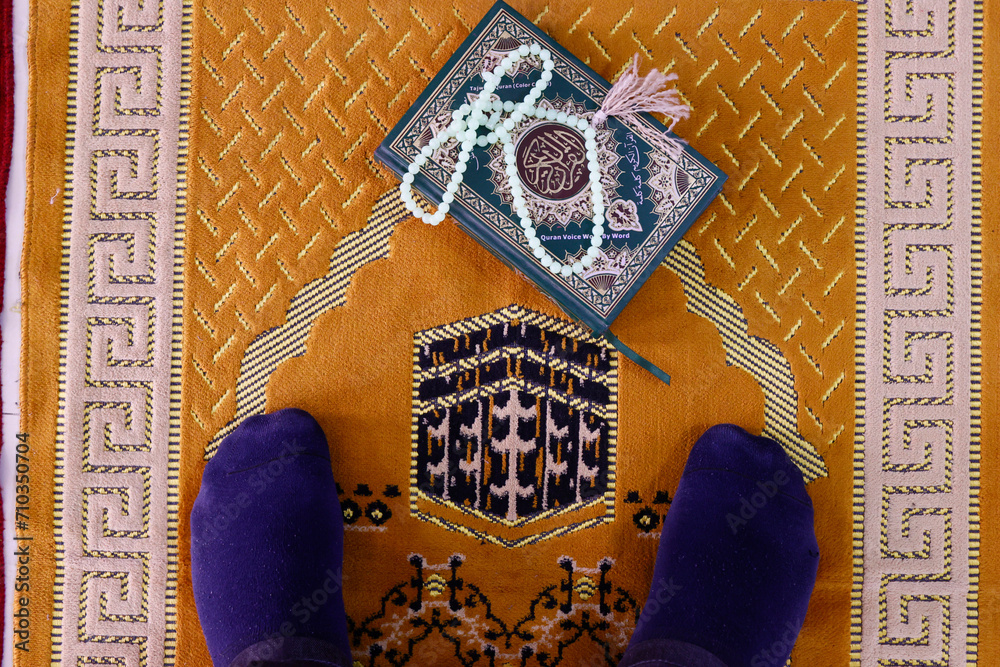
[375,0,727,336]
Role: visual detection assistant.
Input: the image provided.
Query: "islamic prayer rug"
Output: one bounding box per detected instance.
[16,0,996,665]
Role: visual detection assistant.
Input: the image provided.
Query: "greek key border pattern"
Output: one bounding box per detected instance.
[854,0,981,663]
[53,0,189,665]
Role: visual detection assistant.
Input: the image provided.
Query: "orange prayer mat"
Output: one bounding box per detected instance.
[17,0,998,664]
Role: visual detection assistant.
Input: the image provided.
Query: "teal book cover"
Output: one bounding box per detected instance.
[375,0,727,336]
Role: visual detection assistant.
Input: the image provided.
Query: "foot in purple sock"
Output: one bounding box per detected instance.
[191,408,352,667]
[621,424,819,667]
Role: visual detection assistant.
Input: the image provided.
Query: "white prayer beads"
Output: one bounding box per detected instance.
[399,42,602,276]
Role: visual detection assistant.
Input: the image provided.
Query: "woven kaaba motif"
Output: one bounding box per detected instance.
[411,305,618,547]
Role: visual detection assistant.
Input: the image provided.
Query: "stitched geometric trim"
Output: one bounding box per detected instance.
[52,0,190,664]
[664,239,828,482]
[207,188,409,457]
[853,0,982,662]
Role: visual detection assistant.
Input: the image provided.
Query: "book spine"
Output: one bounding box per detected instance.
[373,144,407,184]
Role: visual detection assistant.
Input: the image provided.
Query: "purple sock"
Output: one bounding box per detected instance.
[621,424,819,667]
[191,409,352,667]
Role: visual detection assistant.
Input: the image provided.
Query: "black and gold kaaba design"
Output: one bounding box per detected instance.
[411,305,618,547]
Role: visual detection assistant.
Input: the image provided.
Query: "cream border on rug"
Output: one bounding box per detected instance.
[51,0,189,663]
[854,0,982,663]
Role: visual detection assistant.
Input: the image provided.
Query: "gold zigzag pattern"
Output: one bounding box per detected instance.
[662,7,855,453]
[206,188,408,456]
[191,2,856,463]
[665,240,828,481]
[207,187,828,485]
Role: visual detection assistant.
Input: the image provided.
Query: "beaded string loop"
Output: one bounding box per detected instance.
[399,42,603,278]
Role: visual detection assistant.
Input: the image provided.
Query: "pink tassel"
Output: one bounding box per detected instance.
[594,54,690,156]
